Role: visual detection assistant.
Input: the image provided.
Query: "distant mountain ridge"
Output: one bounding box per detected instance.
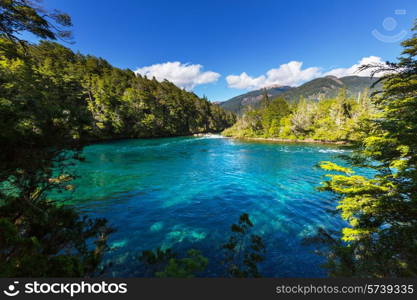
[219,75,379,114]
[218,85,292,114]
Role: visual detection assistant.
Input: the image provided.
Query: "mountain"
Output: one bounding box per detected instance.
[218,85,292,115]
[219,75,379,114]
[279,75,379,103]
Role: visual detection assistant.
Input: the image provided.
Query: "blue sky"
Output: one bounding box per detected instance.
[35,0,417,101]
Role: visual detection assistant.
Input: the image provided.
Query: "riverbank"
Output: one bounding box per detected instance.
[224,136,350,145]
[85,132,349,146]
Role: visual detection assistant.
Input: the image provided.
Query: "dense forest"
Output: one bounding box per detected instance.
[314,21,417,276]
[1,40,235,141]
[222,88,374,142]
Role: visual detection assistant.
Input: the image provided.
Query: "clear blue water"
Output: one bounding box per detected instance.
[55,136,349,277]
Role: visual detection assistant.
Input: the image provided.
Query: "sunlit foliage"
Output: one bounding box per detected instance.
[223,89,375,143]
[316,21,417,277]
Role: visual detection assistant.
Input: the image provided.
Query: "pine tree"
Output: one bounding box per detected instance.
[317,21,417,277]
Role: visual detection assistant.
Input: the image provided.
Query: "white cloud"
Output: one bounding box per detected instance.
[226,61,320,90]
[323,56,386,77]
[226,56,387,90]
[135,61,220,90]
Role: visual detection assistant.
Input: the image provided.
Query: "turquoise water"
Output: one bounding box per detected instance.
[56,135,349,277]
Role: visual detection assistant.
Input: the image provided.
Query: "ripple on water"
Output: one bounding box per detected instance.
[51,136,350,277]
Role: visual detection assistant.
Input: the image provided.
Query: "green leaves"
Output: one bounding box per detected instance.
[0,0,236,279]
[222,213,266,278]
[139,248,208,278]
[315,20,417,277]
[0,0,73,44]
[0,195,113,277]
[222,88,376,142]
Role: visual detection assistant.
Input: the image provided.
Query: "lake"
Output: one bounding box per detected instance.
[55,135,349,277]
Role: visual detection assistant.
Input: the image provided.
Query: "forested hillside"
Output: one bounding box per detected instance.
[222,88,375,142]
[218,85,291,115]
[280,75,378,102]
[0,0,234,277]
[1,40,235,142]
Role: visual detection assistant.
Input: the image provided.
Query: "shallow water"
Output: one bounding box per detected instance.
[54,135,350,277]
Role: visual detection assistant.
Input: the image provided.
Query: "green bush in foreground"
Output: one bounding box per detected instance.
[316,21,417,277]
[0,0,113,277]
[0,0,235,277]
